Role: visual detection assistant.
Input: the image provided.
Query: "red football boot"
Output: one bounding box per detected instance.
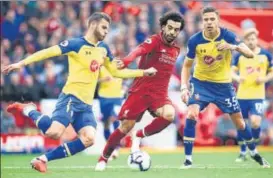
[30,158,47,173]
[7,102,36,118]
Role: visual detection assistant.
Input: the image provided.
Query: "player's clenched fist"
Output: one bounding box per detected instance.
[2,61,24,74]
[113,58,125,69]
[181,86,190,104]
[143,67,157,76]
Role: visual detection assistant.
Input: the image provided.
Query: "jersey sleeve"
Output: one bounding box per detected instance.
[99,66,111,78]
[100,42,114,61]
[224,30,240,45]
[58,38,79,55]
[104,59,144,78]
[138,35,158,54]
[186,36,196,60]
[23,45,62,65]
[265,51,273,71]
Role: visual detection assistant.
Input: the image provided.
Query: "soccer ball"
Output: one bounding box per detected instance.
[127,151,151,171]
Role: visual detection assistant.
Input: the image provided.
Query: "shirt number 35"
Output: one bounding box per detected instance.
[225,97,239,110]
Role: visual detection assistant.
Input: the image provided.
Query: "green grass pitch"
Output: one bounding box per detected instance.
[1,148,273,178]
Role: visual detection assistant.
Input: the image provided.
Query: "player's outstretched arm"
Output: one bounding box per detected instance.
[119,46,147,69]
[180,58,194,104]
[117,37,158,69]
[2,45,62,74]
[104,58,157,78]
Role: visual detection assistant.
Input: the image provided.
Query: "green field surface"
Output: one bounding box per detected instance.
[1,147,273,178]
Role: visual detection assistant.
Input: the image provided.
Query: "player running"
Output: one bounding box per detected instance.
[95,11,184,171]
[98,66,125,159]
[2,12,156,173]
[180,7,270,168]
[232,28,273,162]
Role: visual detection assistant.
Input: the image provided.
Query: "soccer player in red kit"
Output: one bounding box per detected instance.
[95,12,184,171]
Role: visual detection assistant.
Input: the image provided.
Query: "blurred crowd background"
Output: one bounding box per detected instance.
[1,1,273,146]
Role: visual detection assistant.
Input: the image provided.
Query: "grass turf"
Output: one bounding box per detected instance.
[1,147,273,178]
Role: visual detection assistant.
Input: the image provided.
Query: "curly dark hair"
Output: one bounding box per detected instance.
[159,11,185,31]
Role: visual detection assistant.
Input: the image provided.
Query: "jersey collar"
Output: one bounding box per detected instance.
[83,36,101,47]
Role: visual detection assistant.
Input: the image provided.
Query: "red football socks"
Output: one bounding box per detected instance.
[136,117,172,138]
[102,129,126,159]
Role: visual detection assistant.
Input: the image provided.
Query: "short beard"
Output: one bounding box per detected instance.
[163,33,174,43]
[94,28,103,41]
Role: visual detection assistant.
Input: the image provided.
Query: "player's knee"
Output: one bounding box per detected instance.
[80,135,95,147]
[162,110,175,122]
[187,105,200,120]
[236,120,246,130]
[119,120,135,134]
[250,117,261,129]
[45,130,63,140]
[187,110,198,120]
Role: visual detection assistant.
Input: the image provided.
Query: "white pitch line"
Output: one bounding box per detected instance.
[2,165,258,169]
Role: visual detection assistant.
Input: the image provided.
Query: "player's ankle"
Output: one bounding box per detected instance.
[185,155,192,162]
[38,155,48,163]
[98,155,108,163]
[23,104,37,117]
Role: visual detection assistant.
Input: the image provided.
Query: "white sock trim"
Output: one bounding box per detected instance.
[142,129,147,137]
[249,149,258,156]
[23,104,37,117]
[185,155,192,162]
[39,155,48,162]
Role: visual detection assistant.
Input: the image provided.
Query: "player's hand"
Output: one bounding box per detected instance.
[216,42,236,51]
[181,88,190,104]
[113,58,125,69]
[2,61,24,74]
[256,77,266,84]
[143,67,157,76]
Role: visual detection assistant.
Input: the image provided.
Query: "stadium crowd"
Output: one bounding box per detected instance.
[1,1,273,145]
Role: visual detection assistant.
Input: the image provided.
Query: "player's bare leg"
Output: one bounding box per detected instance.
[180,104,200,169]
[131,104,175,153]
[8,102,65,172]
[231,112,270,168]
[33,126,95,172]
[7,102,66,139]
[95,119,136,171]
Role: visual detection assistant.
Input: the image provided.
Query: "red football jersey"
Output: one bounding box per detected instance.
[130,33,180,96]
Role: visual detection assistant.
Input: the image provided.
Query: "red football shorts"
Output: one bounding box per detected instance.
[118,92,172,121]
